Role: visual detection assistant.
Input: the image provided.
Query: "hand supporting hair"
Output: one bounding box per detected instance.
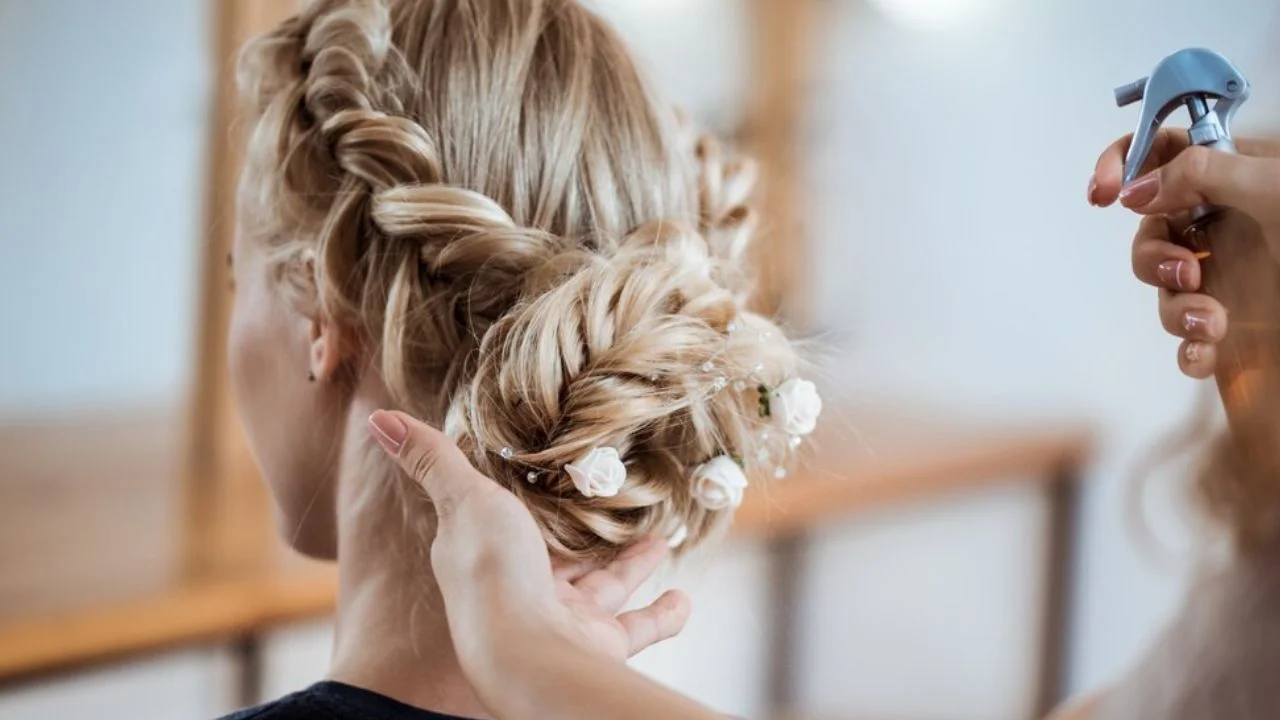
[367,410,726,720]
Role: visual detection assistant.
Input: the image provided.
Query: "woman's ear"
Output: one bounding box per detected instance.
[308,319,357,382]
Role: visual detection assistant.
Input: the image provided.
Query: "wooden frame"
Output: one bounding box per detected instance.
[185,0,298,582]
[744,0,820,326]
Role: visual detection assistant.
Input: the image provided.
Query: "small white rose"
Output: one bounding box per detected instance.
[692,455,749,511]
[667,524,689,549]
[772,378,822,436]
[565,447,627,498]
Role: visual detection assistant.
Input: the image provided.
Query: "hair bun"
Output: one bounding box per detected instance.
[445,221,802,559]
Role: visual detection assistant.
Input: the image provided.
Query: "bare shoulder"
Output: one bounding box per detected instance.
[1044,691,1105,720]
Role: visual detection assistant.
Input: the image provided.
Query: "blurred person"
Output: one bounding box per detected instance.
[221,0,820,718]
[1053,133,1280,718]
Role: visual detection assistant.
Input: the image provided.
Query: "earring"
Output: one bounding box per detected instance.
[307,371,316,383]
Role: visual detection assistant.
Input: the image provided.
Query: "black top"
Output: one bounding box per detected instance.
[221,681,474,720]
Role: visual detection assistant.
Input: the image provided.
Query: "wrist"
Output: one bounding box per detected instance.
[459,603,589,698]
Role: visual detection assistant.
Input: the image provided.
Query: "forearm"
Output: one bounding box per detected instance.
[476,626,723,720]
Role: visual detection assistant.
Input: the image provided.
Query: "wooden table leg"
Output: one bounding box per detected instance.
[231,632,263,710]
[765,534,805,719]
[1031,465,1083,719]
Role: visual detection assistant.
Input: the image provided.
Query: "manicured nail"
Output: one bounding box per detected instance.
[368,410,407,455]
[1183,312,1210,335]
[1185,342,1202,363]
[1086,176,1099,206]
[1119,173,1159,207]
[1156,260,1188,290]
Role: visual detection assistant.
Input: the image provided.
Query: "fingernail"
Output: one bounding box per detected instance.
[1119,173,1159,207]
[1185,342,1202,363]
[368,410,407,456]
[1183,312,1210,335]
[1157,260,1188,290]
[1086,176,1099,206]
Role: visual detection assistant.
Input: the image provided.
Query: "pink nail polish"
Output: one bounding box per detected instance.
[1185,342,1201,363]
[368,410,407,455]
[1183,312,1208,334]
[1119,173,1160,207]
[1157,260,1187,290]
[1087,176,1100,206]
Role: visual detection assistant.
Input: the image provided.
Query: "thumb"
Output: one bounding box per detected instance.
[367,409,490,520]
[1121,145,1279,221]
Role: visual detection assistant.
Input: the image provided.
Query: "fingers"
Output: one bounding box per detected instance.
[367,409,491,521]
[1091,132,1280,208]
[1092,129,1189,207]
[1158,289,1228,344]
[574,535,670,614]
[1118,146,1280,220]
[1179,340,1218,380]
[616,589,692,657]
[1131,216,1201,291]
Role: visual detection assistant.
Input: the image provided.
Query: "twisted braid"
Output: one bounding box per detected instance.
[238,0,810,561]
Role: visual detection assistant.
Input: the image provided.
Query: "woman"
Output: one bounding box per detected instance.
[1055,133,1280,717]
[220,0,819,717]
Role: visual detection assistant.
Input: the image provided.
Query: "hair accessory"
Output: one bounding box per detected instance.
[713,376,728,392]
[667,524,689,548]
[499,447,515,460]
[773,466,788,479]
[770,378,823,436]
[692,455,748,510]
[526,471,537,483]
[700,361,715,373]
[565,447,627,498]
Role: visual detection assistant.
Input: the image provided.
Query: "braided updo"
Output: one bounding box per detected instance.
[237,0,813,560]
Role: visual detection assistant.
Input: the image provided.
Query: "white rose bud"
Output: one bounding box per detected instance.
[772,378,822,436]
[565,447,627,498]
[692,455,749,511]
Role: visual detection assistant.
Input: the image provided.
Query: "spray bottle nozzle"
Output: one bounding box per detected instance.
[1117,48,1249,186]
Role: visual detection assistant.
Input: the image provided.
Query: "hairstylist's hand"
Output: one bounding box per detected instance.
[1089,130,1280,378]
[366,410,720,720]
[367,410,689,666]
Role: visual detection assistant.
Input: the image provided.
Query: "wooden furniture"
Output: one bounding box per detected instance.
[743,409,1092,720]
[0,405,1091,719]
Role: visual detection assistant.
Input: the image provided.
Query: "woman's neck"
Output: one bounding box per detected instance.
[326,399,490,719]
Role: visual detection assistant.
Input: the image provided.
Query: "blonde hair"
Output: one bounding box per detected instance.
[236,0,806,560]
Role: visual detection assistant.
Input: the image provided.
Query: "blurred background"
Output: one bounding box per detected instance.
[1,0,1278,718]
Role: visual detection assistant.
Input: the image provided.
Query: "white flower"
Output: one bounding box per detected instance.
[692,455,749,510]
[667,524,689,549]
[772,378,822,436]
[565,447,627,498]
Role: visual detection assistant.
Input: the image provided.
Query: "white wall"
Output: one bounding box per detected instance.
[0,649,237,720]
[0,0,210,416]
[805,0,1280,694]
